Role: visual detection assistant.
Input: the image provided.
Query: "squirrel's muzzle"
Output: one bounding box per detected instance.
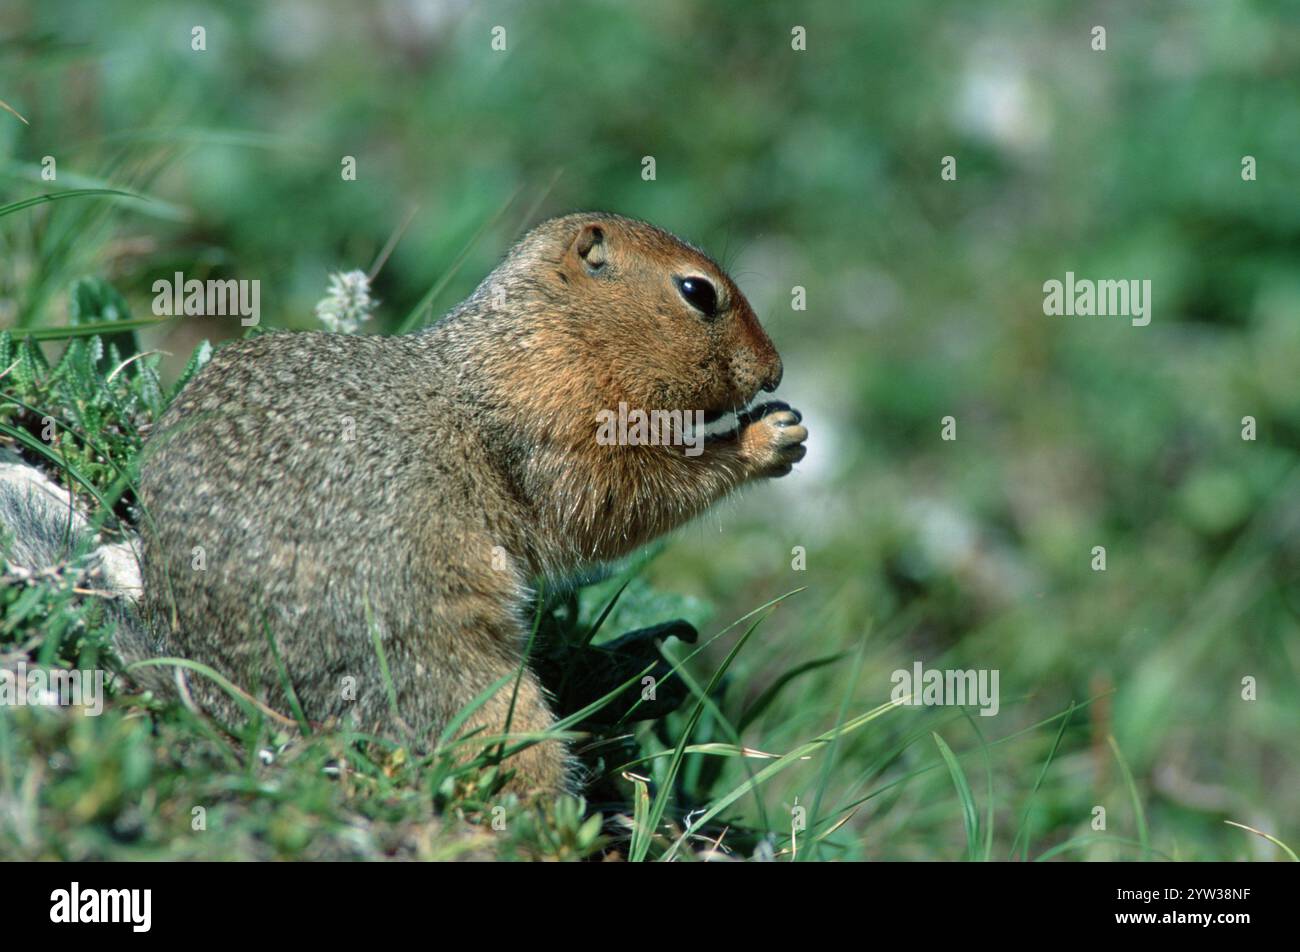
[739,305,783,395]
[761,356,783,392]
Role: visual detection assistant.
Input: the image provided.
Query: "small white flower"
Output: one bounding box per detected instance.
[314,269,377,333]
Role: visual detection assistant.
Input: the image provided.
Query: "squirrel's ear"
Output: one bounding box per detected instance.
[574,223,607,271]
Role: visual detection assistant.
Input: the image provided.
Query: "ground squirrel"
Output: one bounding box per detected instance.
[123,212,807,795]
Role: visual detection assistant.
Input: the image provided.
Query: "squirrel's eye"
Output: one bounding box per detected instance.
[675,276,719,317]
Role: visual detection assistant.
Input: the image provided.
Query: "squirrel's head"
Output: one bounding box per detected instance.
[511,213,783,423]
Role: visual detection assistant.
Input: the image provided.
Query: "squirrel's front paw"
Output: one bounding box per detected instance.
[738,401,808,478]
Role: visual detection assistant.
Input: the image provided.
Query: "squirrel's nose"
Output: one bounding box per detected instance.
[761,356,783,392]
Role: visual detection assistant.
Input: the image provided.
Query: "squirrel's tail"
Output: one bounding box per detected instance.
[0,452,155,665]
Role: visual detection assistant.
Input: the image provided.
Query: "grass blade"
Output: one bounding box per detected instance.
[962,710,995,862]
[1224,820,1298,861]
[1009,701,1073,860]
[0,187,139,219]
[933,732,980,861]
[6,317,173,341]
[263,619,311,735]
[1107,734,1149,860]
[364,597,402,729]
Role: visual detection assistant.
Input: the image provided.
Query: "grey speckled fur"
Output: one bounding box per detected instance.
[137,328,529,738]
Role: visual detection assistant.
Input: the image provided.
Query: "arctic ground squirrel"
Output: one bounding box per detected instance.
[10,212,809,796]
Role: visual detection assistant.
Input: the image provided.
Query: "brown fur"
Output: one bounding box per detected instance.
[135,212,807,797]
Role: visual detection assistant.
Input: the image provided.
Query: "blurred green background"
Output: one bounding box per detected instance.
[2,0,1298,859]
